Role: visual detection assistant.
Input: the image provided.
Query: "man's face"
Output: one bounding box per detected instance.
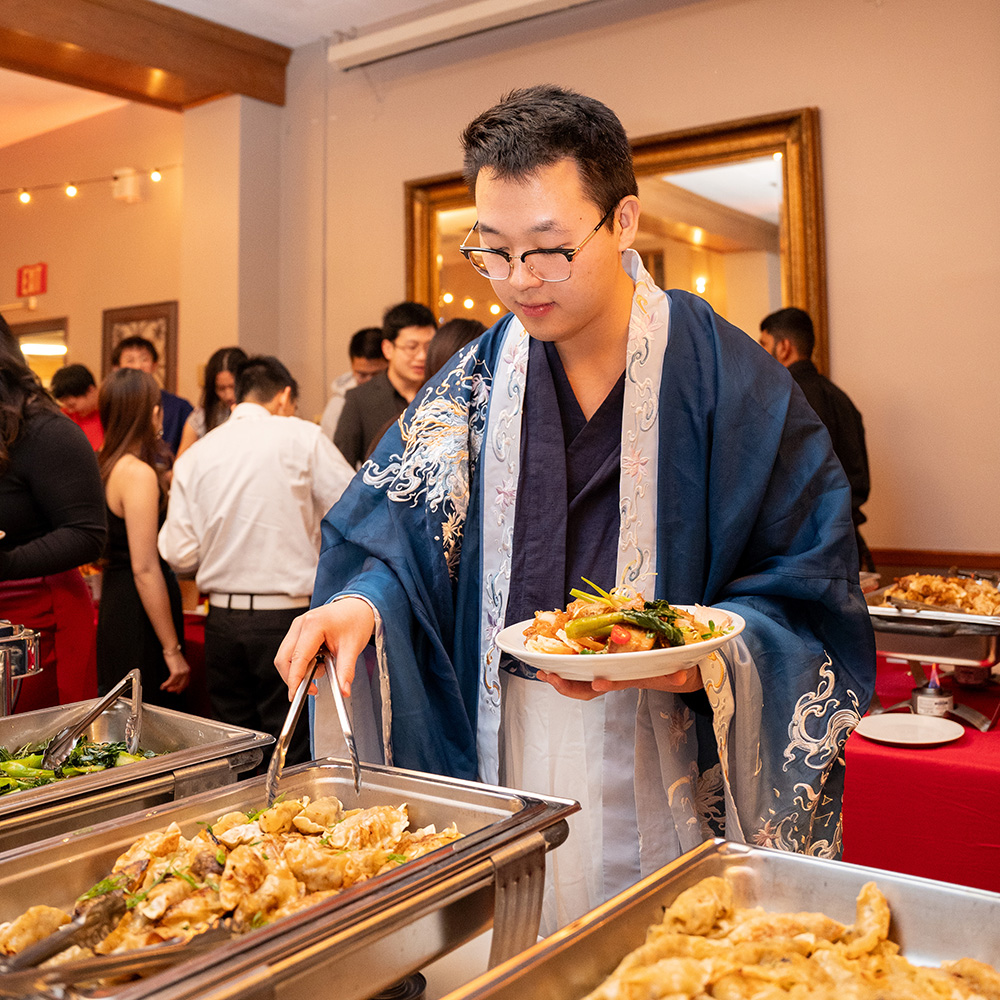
[383,326,435,389]
[758,331,778,357]
[472,158,632,348]
[350,356,387,385]
[117,346,156,375]
[58,384,98,416]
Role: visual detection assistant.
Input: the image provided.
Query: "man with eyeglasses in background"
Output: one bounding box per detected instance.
[333,301,436,468]
[278,86,875,931]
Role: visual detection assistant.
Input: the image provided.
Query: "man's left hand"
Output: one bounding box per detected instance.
[535,666,704,701]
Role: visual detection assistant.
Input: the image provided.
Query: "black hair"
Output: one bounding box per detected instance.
[425,318,486,382]
[349,327,385,360]
[111,335,158,366]
[1,312,59,473]
[50,364,97,399]
[760,307,815,358]
[235,355,298,405]
[461,85,637,225]
[382,302,437,344]
[200,346,248,432]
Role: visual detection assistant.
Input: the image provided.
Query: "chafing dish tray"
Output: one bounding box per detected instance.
[867,585,1000,629]
[0,699,272,854]
[0,758,577,1000]
[866,586,1000,666]
[442,839,1000,999]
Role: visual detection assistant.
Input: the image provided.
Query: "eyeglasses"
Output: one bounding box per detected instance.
[459,206,615,283]
[392,339,429,356]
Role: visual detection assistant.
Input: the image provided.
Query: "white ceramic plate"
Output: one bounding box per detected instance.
[494,606,745,682]
[854,713,965,747]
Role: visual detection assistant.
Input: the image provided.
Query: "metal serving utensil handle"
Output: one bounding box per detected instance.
[324,650,361,795]
[41,669,143,769]
[0,893,127,972]
[264,659,317,806]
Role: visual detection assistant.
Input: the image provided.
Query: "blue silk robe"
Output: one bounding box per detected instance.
[311,252,876,927]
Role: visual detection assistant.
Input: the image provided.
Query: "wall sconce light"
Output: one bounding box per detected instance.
[18,189,30,204]
[695,276,708,294]
[65,183,78,198]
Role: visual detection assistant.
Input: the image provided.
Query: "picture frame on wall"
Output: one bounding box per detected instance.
[101,300,179,392]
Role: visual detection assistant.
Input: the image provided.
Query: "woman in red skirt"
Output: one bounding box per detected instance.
[0,315,105,712]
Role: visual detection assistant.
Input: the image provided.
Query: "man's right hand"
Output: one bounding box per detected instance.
[274,597,376,699]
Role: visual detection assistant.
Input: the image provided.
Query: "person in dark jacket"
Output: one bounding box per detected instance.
[759,306,874,571]
[333,302,436,467]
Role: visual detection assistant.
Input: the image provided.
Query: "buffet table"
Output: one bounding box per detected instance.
[843,654,1000,892]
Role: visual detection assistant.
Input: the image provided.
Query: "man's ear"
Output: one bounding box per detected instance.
[616,195,641,251]
[774,337,795,365]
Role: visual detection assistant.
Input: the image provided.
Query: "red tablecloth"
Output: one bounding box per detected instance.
[843,655,1000,892]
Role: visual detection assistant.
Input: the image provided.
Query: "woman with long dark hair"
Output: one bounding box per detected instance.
[96,368,190,704]
[0,313,105,712]
[175,347,247,458]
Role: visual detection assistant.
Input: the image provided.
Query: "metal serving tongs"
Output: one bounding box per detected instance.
[263,652,361,806]
[0,921,233,997]
[264,658,317,807]
[0,893,127,975]
[323,648,362,796]
[41,669,142,770]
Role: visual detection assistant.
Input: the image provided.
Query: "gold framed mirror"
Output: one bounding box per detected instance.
[406,107,828,372]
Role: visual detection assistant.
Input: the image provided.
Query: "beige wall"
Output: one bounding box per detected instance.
[286,0,999,553]
[0,102,182,381]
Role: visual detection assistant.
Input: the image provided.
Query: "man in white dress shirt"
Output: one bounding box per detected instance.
[159,355,354,763]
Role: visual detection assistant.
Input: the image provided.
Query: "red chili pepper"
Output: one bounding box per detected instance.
[609,624,630,645]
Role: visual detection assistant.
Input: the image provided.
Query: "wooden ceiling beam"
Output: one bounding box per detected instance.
[0,0,291,110]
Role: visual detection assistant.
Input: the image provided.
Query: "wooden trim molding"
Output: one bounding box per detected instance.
[871,549,1000,571]
[0,0,291,110]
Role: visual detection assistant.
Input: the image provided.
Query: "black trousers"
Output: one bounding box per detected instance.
[204,605,311,768]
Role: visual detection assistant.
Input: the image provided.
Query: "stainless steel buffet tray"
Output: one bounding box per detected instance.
[0,758,577,1000]
[866,585,1000,666]
[443,839,1000,999]
[0,699,272,853]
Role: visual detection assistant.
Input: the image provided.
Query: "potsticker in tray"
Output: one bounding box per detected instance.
[0,794,460,968]
[881,573,1000,616]
[583,874,1000,999]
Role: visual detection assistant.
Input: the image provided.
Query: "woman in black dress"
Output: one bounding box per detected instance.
[96,368,190,705]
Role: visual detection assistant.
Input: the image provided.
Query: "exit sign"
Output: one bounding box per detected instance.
[17,263,47,297]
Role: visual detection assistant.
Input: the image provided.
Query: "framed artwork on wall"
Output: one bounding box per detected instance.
[102,300,179,392]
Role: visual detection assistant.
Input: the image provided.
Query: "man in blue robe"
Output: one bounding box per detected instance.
[277,85,876,929]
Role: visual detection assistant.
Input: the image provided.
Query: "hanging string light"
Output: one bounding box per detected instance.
[5,164,181,204]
